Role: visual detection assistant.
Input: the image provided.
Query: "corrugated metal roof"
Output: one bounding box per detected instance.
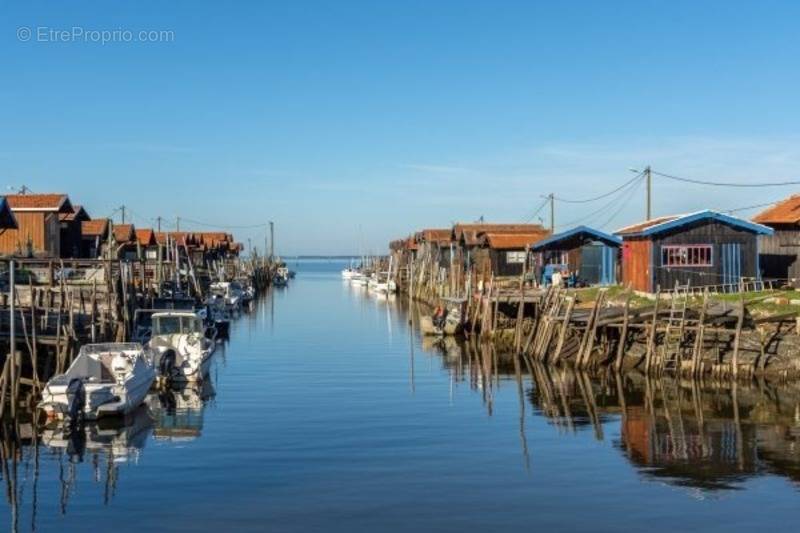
[481,231,550,250]
[531,225,622,250]
[6,193,71,212]
[58,205,90,222]
[417,229,452,244]
[752,195,800,225]
[135,228,156,246]
[82,219,109,237]
[113,223,136,243]
[616,210,773,237]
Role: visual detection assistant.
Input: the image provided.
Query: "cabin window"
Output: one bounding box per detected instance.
[661,245,712,267]
[506,251,526,264]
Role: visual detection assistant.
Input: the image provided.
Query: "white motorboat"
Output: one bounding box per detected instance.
[149,311,217,383]
[341,267,359,279]
[39,343,156,421]
[209,281,243,310]
[371,272,397,294]
[350,274,368,286]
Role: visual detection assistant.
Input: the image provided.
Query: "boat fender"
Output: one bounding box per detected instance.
[66,378,86,422]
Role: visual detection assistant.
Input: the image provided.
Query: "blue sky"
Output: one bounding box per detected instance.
[2,1,800,254]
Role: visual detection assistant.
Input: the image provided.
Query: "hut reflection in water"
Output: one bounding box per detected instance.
[423,334,800,493]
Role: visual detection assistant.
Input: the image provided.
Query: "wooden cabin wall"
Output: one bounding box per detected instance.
[758,228,800,281]
[470,248,491,281]
[0,212,58,257]
[59,220,83,258]
[489,248,526,277]
[651,220,758,290]
[622,237,652,292]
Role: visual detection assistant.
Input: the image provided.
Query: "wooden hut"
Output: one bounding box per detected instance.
[478,230,550,277]
[81,219,110,258]
[113,223,138,261]
[0,194,73,257]
[415,228,453,267]
[453,223,549,281]
[135,228,159,261]
[752,195,800,283]
[616,210,773,293]
[530,225,621,286]
[59,204,91,258]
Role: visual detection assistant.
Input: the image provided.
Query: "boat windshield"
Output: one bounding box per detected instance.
[153,315,203,335]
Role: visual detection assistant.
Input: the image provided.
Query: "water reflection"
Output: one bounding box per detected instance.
[147,381,215,442]
[414,332,800,494]
[0,381,214,532]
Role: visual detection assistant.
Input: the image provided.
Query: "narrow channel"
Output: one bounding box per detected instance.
[1,259,800,532]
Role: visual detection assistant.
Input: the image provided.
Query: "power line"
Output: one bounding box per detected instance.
[553,171,644,203]
[723,200,778,214]
[522,197,550,223]
[652,169,800,188]
[177,217,268,230]
[599,175,645,230]
[556,173,646,230]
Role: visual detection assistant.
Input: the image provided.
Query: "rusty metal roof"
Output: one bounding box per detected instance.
[82,219,109,237]
[454,223,547,246]
[6,193,71,212]
[59,205,90,222]
[135,228,157,246]
[416,229,452,244]
[113,223,136,243]
[481,231,550,250]
[752,195,800,225]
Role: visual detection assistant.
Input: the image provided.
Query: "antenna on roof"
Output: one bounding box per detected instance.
[7,185,31,194]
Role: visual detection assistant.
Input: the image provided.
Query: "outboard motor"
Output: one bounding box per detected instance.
[159,350,177,381]
[66,378,86,423]
[66,424,87,462]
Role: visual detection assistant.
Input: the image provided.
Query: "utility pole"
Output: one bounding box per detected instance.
[645,165,652,220]
[549,193,555,233]
[269,221,274,260]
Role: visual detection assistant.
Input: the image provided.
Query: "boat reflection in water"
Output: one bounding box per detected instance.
[0,381,216,531]
[147,381,215,442]
[426,336,800,493]
[41,407,153,464]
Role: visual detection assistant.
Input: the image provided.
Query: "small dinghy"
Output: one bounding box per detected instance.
[149,311,217,383]
[39,343,156,421]
[420,298,467,336]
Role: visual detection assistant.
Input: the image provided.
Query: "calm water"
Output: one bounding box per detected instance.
[2,259,800,531]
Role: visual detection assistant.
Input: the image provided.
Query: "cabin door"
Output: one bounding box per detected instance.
[600,245,616,285]
[721,243,742,288]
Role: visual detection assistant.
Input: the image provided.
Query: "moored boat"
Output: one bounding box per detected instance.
[420,298,467,336]
[38,343,156,421]
[148,311,217,383]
